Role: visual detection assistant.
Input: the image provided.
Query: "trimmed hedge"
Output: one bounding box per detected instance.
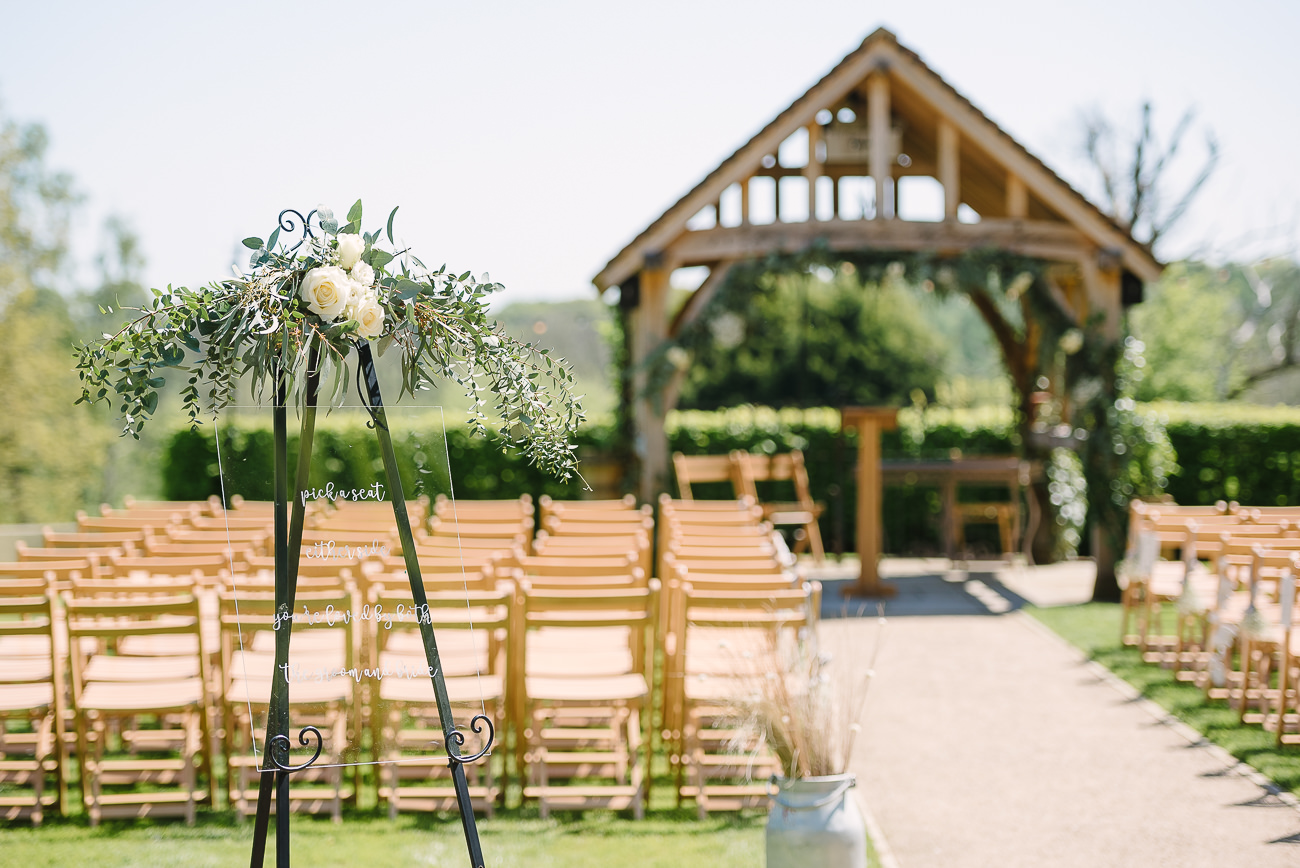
[1147,402,1300,507]
[160,402,1300,556]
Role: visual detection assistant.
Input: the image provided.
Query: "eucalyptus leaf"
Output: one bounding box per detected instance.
[242,237,263,250]
[347,199,363,224]
[386,206,399,244]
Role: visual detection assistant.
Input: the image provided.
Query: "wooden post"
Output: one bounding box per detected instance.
[740,177,750,226]
[805,123,822,220]
[868,73,893,220]
[842,407,899,597]
[938,119,959,221]
[1007,174,1028,219]
[633,262,671,502]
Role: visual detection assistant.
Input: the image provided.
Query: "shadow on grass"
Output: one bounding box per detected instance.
[1027,602,1300,798]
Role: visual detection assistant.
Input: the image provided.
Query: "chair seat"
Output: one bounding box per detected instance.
[0,683,54,712]
[83,654,200,682]
[526,673,648,703]
[80,677,204,712]
[227,677,351,705]
[379,673,504,704]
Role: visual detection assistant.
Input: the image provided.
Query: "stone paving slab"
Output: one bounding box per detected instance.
[821,567,1300,868]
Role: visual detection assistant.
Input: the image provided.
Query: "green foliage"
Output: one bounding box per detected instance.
[0,288,107,522]
[1130,259,1300,403]
[1151,402,1300,506]
[493,298,616,419]
[74,203,584,480]
[163,415,617,505]
[0,111,109,522]
[675,264,947,409]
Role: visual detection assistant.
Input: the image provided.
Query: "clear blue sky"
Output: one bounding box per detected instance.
[3,0,1297,303]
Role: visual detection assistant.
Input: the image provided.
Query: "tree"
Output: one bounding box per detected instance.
[0,109,111,522]
[1073,102,1220,601]
[1080,101,1219,253]
[676,265,947,410]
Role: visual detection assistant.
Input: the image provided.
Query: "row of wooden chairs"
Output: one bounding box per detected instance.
[1119,499,1300,749]
[1,493,821,823]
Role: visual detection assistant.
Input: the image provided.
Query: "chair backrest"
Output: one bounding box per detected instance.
[517,554,640,578]
[537,494,637,524]
[733,449,814,507]
[44,528,146,549]
[672,453,741,501]
[76,512,174,533]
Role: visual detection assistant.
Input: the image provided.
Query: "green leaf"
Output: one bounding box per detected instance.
[141,392,159,415]
[395,279,424,301]
[242,237,264,250]
[386,206,399,244]
[340,221,358,235]
[267,227,281,251]
[347,199,363,224]
[320,217,338,234]
[369,249,394,270]
[377,333,395,358]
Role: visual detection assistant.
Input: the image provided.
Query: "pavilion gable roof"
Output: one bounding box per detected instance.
[594,27,1161,291]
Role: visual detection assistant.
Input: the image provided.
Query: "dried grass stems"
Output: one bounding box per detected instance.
[728,607,885,779]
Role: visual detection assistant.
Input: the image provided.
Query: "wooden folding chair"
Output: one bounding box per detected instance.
[1264,563,1300,746]
[371,585,508,817]
[514,582,658,818]
[217,587,357,821]
[64,590,212,825]
[732,449,826,563]
[0,578,65,823]
[669,583,811,817]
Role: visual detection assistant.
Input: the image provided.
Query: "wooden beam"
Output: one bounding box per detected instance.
[937,119,959,221]
[633,264,672,501]
[668,261,736,339]
[1007,174,1028,219]
[879,43,1161,281]
[740,178,750,227]
[805,123,823,220]
[594,38,893,290]
[666,217,1091,269]
[868,72,893,219]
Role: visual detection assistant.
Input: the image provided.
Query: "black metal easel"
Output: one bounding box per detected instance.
[245,317,492,866]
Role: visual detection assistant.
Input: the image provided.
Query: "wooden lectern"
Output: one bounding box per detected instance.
[841,407,899,597]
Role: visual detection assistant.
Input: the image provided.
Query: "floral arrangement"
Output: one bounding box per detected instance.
[731,612,883,779]
[74,201,583,478]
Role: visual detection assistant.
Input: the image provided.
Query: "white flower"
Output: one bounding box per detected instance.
[300,266,352,321]
[350,260,375,287]
[348,290,385,339]
[336,233,365,270]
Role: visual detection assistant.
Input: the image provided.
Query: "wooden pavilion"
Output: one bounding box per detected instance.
[593,27,1162,502]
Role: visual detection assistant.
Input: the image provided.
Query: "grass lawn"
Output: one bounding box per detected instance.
[1025,602,1300,797]
[1,810,766,867]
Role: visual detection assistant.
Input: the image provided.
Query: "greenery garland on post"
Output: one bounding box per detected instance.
[72,200,584,478]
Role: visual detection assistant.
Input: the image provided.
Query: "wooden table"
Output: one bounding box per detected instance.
[881,456,1038,560]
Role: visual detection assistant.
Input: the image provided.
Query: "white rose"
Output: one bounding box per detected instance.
[336,233,365,270]
[350,260,375,287]
[348,290,385,339]
[300,266,352,321]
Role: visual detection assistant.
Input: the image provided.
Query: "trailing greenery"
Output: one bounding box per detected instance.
[74,201,584,480]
